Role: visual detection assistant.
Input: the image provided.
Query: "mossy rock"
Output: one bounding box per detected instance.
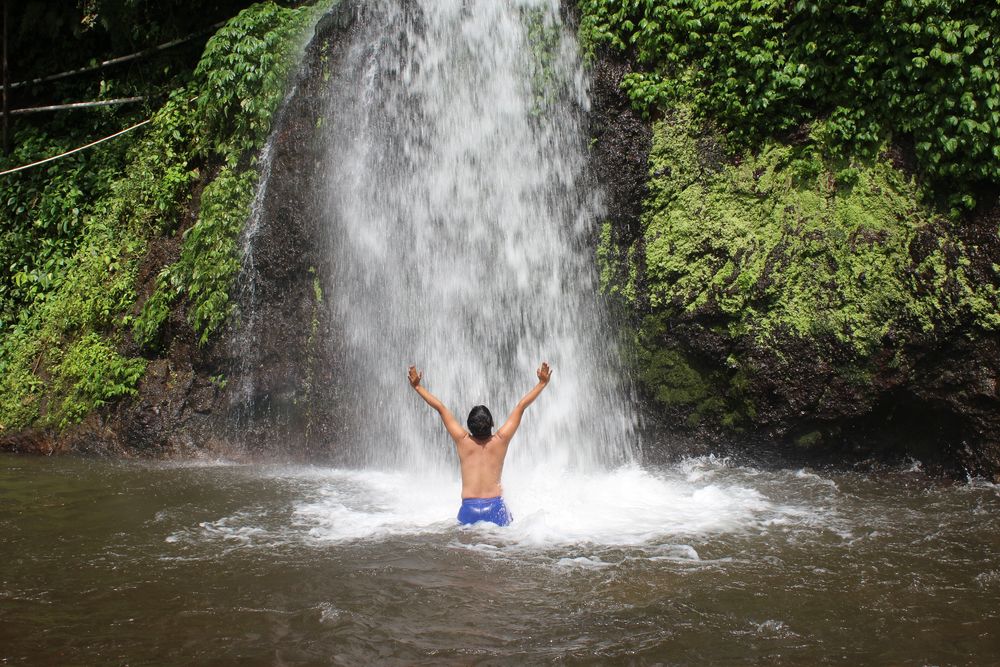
[602,105,1000,449]
[630,107,999,355]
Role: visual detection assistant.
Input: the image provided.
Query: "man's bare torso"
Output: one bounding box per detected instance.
[457,433,509,498]
[408,362,550,506]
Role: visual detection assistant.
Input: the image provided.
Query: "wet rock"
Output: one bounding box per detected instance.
[587,48,652,245]
[0,429,61,456]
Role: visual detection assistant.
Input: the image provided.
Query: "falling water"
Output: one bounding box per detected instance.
[318,0,637,475]
[230,128,279,432]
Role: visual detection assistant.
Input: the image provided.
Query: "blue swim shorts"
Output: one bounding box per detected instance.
[457,496,512,526]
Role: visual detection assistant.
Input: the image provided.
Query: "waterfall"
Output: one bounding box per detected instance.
[310,0,637,475]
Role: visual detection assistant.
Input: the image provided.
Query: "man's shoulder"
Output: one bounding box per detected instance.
[491,430,512,444]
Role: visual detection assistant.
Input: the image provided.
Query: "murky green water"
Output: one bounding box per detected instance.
[2,453,998,665]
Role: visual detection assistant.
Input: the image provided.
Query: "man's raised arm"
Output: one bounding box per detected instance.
[496,362,552,442]
[408,366,466,442]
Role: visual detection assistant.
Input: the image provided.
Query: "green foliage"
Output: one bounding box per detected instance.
[578,0,1000,210]
[135,167,255,345]
[135,1,327,346]
[0,122,132,328]
[47,333,147,428]
[0,87,196,428]
[0,331,43,429]
[0,0,258,330]
[0,90,199,432]
[119,92,202,234]
[194,1,318,163]
[9,0,272,88]
[0,222,146,431]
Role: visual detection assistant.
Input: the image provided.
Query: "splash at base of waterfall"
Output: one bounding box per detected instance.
[170,457,824,554]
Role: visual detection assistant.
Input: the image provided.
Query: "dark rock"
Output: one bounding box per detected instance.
[586,47,652,246]
[0,429,61,456]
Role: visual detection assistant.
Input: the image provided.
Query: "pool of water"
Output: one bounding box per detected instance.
[2,453,998,665]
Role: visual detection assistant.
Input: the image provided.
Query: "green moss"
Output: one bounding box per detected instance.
[301,267,324,439]
[312,270,323,305]
[597,219,641,304]
[636,317,748,428]
[307,266,323,355]
[645,106,705,208]
[629,109,999,356]
[642,346,711,408]
[596,221,620,297]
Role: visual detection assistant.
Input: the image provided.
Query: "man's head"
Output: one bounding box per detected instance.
[467,405,493,438]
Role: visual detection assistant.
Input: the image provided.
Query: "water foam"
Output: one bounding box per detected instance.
[173,459,824,555]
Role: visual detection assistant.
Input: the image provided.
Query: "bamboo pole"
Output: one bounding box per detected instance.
[9,96,146,115]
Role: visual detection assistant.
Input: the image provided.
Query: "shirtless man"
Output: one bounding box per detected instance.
[407,362,552,526]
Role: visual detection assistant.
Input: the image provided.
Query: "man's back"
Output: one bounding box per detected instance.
[408,362,551,525]
[456,434,510,498]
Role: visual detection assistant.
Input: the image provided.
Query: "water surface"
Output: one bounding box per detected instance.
[2,454,998,665]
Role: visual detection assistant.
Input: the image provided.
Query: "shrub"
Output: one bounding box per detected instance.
[579,0,1000,212]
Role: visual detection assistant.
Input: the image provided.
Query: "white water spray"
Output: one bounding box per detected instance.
[318,0,637,476]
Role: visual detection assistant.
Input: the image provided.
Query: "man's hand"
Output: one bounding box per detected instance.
[537,362,552,384]
[408,365,423,389]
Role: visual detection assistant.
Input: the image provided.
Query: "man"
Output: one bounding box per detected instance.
[407,362,552,526]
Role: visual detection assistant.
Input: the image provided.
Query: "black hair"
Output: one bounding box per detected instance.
[467,405,494,438]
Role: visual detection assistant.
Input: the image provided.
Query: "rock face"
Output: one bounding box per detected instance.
[587,50,1000,478]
